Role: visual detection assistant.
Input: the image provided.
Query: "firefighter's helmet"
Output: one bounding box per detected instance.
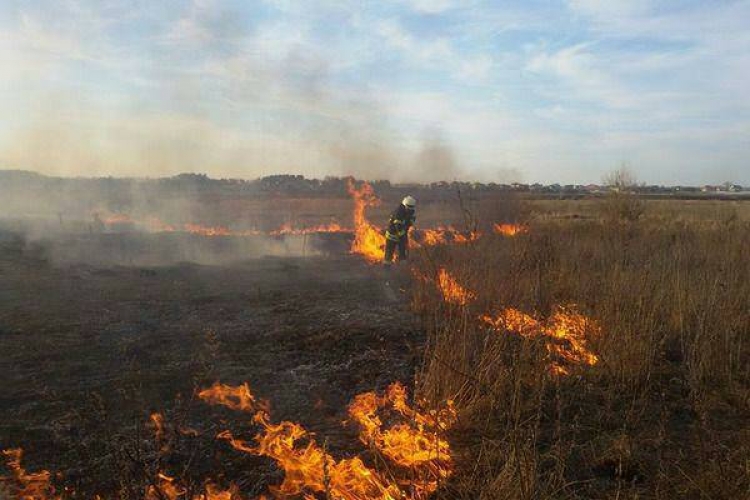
[402,196,416,209]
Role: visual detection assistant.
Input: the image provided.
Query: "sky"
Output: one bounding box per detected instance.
[0,0,748,185]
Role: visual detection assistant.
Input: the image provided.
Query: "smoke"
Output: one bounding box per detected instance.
[0,169,351,266]
[410,131,461,182]
[328,135,398,182]
[0,2,525,184]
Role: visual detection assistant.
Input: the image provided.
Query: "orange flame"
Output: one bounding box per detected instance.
[145,473,240,500]
[183,224,265,237]
[480,308,539,337]
[437,269,475,306]
[493,223,527,236]
[220,416,401,500]
[199,484,242,500]
[197,382,258,412]
[144,217,177,233]
[93,206,497,250]
[416,227,479,247]
[481,305,600,374]
[3,431,243,500]
[183,223,234,237]
[544,307,601,367]
[202,382,403,500]
[4,384,456,499]
[102,213,134,226]
[150,412,165,442]
[1,448,59,500]
[347,382,456,495]
[96,212,353,237]
[451,231,481,244]
[200,381,454,500]
[145,473,185,500]
[346,180,386,262]
[269,222,348,236]
[418,229,447,246]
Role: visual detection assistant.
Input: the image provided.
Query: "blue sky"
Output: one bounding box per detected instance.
[1,0,748,184]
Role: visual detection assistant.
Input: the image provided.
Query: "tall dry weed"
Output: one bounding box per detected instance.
[413,208,750,499]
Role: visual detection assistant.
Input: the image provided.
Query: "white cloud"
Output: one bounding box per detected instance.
[375,18,496,85]
[397,0,458,14]
[376,19,452,61]
[567,0,652,19]
[0,0,748,184]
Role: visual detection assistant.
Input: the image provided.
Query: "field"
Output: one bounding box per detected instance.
[414,203,750,499]
[1,192,749,499]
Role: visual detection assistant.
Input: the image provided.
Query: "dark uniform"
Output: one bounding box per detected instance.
[384,203,416,262]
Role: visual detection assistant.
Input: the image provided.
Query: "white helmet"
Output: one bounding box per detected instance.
[402,195,416,209]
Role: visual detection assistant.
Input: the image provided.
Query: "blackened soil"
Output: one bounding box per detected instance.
[0,239,421,494]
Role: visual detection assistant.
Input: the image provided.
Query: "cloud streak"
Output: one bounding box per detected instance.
[0,0,748,184]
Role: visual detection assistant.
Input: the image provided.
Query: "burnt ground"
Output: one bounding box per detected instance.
[0,231,422,494]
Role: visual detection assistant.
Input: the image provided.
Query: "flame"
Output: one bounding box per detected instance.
[481,305,600,374]
[182,223,234,237]
[544,307,601,367]
[0,450,241,500]
[451,231,480,244]
[436,269,475,306]
[479,308,539,337]
[418,229,447,246]
[183,224,265,237]
[98,213,352,238]
[144,217,177,233]
[220,417,401,500]
[269,222,348,236]
[493,223,527,236]
[91,204,498,251]
[346,180,386,262]
[145,473,185,500]
[102,213,133,226]
[203,382,403,500]
[1,448,59,500]
[97,212,261,237]
[145,474,240,500]
[4,385,456,499]
[201,381,454,500]
[200,484,245,500]
[199,484,242,500]
[197,382,258,412]
[347,382,456,495]
[416,227,479,247]
[150,412,165,442]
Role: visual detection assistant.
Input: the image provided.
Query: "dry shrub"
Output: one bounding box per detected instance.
[601,191,646,224]
[601,165,646,225]
[412,208,750,499]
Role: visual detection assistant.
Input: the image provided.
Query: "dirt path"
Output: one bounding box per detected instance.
[0,247,422,480]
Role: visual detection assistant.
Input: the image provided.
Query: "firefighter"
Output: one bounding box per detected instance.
[384,195,417,263]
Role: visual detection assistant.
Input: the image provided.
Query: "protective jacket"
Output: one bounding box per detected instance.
[385,204,416,241]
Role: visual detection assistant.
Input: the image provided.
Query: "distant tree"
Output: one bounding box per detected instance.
[602,163,645,223]
[603,163,639,192]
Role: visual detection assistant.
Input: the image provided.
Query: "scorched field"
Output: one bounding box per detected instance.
[1,182,749,500]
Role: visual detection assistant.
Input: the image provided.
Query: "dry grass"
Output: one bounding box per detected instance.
[2,192,749,499]
[412,199,750,499]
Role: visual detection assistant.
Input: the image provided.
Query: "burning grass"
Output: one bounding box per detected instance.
[92,181,493,266]
[480,305,600,376]
[435,269,474,307]
[492,223,527,236]
[411,215,750,499]
[2,194,749,500]
[2,381,455,500]
[346,180,386,263]
[1,449,58,500]
[202,381,455,500]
